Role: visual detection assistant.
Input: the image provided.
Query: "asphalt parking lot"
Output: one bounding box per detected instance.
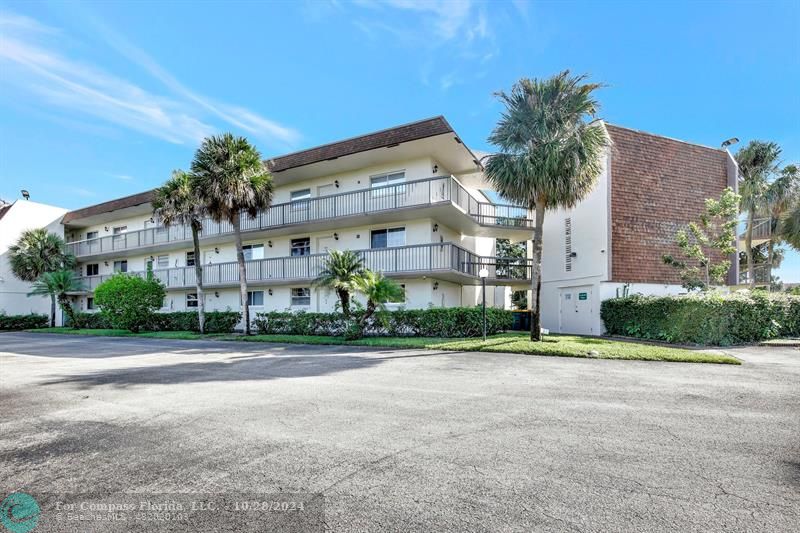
[1,332,798,532]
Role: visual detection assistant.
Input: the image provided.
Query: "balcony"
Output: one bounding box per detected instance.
[738,217,772,247]
[65,177,533,260]
[738,263,771,287]
[75,242,533,292]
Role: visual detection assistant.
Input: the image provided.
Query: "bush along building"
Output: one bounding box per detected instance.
[4,117,743,335]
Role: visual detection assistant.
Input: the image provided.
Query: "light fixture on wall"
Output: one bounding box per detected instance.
[268,288,273,296]
[214,291,219,298]
[104,261,109,266]
[570,252,577,258]
[214,247,219,254]
[433,224,439,232]
[356,234,360,239]
[334,180,340,188]
[432,165,438,174]
[149,217,155,223]
[268,240,272,248]
[433,281,439,290]
[333,233,339,240]
[149,256,154,262]
[104,226,109,232]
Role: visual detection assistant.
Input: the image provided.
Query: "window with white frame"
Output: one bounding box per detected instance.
[291,237,311,256]
[291,189,311,202]
[86,263,99,276]
[186,251,195,267]
[247,290,264,306]
[113,260,128,273]
[291,288,311,306]
[370,171,406,197]
[112,226,127,235]
[156,255,169,269]
[370,227,406,248]
[186,293,198,308]
[242,244,264,261]
[86,231,99,240]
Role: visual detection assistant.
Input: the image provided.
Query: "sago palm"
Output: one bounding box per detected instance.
[28,270,84,328]
[191,133,274,335]
[484,71,609,340]
[352,270,404,328]
[153,170,209,333]
[9,228,76,326]
[735,141,782,287]
[312,250,365,317]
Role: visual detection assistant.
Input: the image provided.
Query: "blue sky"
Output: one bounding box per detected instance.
[1,0,798,280]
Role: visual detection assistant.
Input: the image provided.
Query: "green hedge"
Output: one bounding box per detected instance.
[69,311,240,334]
[0,313,49,331]
[601,292,800,345]
[254,307,513,338]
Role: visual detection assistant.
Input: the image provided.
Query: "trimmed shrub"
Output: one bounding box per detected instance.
[94,274,166,332]
[68,310,240,334]
[0,313,49,330]
[601,292,800,345]
[254,307,513,338]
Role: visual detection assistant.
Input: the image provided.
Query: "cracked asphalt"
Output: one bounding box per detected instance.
[1,332,798,532]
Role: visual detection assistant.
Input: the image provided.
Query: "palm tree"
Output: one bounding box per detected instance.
[312,250,365,316]
[9,228,76,326]
[762,164,799,285]
[28,270,84,328]
[191,133,273,334]
[352,270,404,330]
[153,170,209,333]
[735,141,781,287]
[484,71,609,340]
[779,201,800,250]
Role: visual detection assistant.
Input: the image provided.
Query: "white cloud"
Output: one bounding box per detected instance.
[0,10,300,148]
[111,174,135,181]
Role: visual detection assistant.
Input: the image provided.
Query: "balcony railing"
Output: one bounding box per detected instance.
[738,263,771,286]
[65,176,532,258]
[76,242,533,292]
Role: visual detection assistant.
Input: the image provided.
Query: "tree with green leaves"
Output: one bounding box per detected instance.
[312,250,365,317]
[484,71,609,340]
[9,228,76,326]
[735,141,782,287]
[764,164,799,284]
[27,270,83,328]
[153,170,208,333]
[352,270,404,334]
[191,134,274,335]
[94,273,166,332]
[780,200,800,251]
[663,187,740,290]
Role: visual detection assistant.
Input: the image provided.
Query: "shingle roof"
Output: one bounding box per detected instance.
[62,190,155,224]
[267,116,455,172]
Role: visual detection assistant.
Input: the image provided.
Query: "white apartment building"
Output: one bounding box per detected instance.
[59,117,533,322]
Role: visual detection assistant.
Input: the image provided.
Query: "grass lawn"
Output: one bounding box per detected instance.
[24,328,739,364]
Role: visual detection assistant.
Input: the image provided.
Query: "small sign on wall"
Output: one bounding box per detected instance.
[578,292,588,301]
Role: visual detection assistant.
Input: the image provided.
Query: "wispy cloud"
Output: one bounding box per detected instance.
[110,174,135,181]
[0,11,300,148]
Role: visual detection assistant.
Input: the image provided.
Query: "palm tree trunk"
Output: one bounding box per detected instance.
[530,201,546,342]
[191,221,205,334]
[231,214,250,335]
[745,210,754,287]
[58,294,77,329]
[767,237,774,292]
[50,294,56,328]
[338,288,350,317]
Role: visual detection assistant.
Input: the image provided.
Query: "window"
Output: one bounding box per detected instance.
[371,227,405,249]
[387,284,406,304]
[86,297,95,310]
[247,290,264,306]
[86,231,99,240]
[242,244,264,261]
[113,260,128,273]
[290,189,311,202]
[564,217,572,272]
[156,255,169,269]
[186,251,195,267]
[86,263,99,276]
[370,171,406,197]
[186,293,198,308]
[291,237,311,256]
[291,288,311,306]
[112,226,127,235]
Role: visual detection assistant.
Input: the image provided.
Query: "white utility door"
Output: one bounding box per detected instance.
[559,285,594,335]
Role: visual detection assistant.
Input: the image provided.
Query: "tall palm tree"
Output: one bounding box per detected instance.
[28,270,84,328]
[779,201,800,250]
[153,170,209,333]
[762,164,799,285]
[352,270,404,330]
[312,250,365,316]
[9,228,76,326]
[735,141,782,287]
[191,133,273,334]
[484,71,609,340]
